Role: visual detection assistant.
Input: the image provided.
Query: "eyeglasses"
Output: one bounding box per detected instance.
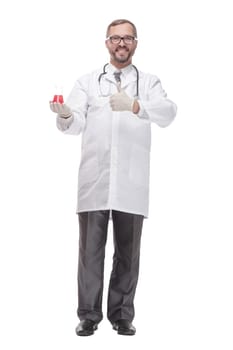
[106,35,137,45]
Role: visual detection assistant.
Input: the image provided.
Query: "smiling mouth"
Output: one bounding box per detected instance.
[116,47,129,52]
[116,50,128,57]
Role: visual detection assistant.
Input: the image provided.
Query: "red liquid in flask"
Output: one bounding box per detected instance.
[53,95,64,103]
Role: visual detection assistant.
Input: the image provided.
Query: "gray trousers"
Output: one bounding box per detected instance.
[77,210,144,323]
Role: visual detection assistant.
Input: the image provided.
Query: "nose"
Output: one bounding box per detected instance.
[119,38,125,46]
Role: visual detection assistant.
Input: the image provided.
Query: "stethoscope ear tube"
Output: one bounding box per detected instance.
[98,63,109,83]
[132,64,139,97]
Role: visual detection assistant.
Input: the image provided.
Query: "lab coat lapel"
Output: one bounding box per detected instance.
[121,68,137,89]
[105,73,115,84]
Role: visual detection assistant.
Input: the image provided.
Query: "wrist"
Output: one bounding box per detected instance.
[59,113,72,119]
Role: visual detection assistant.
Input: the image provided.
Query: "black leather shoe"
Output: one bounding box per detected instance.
[75,319,98,336]
[112,319,136,335]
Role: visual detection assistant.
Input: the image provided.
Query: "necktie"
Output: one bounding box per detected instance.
[113,71,122,84]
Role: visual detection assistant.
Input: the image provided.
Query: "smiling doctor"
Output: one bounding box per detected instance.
[50,19,177,336]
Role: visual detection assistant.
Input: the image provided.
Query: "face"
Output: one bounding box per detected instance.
[105,23,138,68]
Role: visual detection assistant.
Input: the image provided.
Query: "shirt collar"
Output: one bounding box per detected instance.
[107,63,137,83]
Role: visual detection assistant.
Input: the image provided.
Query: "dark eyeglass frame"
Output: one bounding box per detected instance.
[106,35,137,45]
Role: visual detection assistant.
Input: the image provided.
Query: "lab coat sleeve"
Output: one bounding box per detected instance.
[56,78,88,135]
[137,75,177,127]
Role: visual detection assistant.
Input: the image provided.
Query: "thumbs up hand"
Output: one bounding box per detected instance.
[110,88,134,112]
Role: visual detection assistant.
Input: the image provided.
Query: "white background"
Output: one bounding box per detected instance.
[0,0,232,349]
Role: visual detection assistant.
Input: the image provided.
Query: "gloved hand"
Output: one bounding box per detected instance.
[49,102,72,118]
[110,88,134,112]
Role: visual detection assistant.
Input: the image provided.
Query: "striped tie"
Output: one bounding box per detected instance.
[113,71,122,84]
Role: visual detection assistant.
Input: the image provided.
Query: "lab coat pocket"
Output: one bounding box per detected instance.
[129,145,150,188]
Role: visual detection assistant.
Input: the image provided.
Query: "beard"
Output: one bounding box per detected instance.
[110,46,134,64]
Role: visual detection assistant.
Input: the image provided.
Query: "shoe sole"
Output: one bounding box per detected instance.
[113,326,135,336]
[76,331,94,336]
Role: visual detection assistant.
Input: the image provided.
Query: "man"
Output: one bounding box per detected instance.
[50,19,177,336]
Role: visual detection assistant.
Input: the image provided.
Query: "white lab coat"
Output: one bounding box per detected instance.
[56,64,177,218]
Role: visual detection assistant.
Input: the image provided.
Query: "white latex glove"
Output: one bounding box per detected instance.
[49,102,72,118]
[110,88,134,112]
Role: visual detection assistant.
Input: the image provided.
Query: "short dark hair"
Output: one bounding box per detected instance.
[106,19,137,38]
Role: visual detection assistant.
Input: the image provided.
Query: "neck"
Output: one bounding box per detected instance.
[110,59,132,69]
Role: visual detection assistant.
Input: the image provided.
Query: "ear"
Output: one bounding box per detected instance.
[105,39,109,48]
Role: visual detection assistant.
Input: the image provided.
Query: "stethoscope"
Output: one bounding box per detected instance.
[98,63,139,97]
